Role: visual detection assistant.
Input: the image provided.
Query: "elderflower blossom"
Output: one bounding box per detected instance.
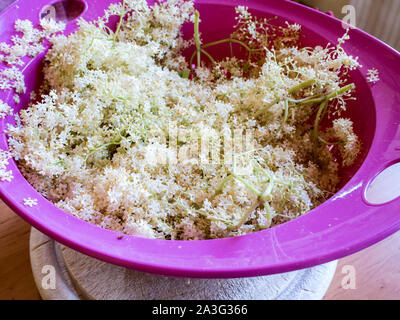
[0,100,12,119]
[23,197,38,207]
[330,118,361,166]
[366,68,380,84]
[0,17,65,99]
[0,149,13,182]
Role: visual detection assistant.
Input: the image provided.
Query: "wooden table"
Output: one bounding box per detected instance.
[0,199,399,300]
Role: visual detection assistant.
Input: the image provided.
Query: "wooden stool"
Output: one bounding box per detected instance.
[29,227,337,300]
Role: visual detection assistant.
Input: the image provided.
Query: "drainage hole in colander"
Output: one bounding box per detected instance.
[40,0,86,23]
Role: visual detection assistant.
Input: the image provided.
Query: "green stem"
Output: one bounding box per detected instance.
[294,83,355,107]
[260,181,274,202]
[189,50,196,67]
[85,129,126,162]
[194,10,201,67]
[254,167,272,179]
[255,79,317,118]
[311,83,355,158]
[286,94,320,104]
[113,0,126,42]
[326,83,355,100]
[232,174,261,197]
[288,79,317,94]
[211,173,261,202]
[85,142,113,162]
[318,136,342,145]
[211,174,235,200]
[255,167,294,187]
[103,26,114,37]
[232,178,275,230]
[312,100,328,158]
[201,38,255,53]
[189,36,263,68]
[232,200,263,231]
[313,100,328,140]
[296,96,326,106]
[200,48,216,65]
[197,210,233,226]
[281,99,289,128]
[275,213,293,219]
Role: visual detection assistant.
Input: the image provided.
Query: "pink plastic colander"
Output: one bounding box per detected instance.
[0,0,399,278]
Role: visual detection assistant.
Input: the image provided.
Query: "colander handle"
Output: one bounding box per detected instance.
[362,160,400,206]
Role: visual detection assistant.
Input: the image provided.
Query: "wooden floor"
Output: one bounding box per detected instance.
[0,199,399,300]
[0,201,40,299]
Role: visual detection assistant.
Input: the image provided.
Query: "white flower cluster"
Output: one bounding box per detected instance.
[0,18,66,108]
[0,100,12,119]
[0,148,13,182]
[330,118,361,166]
[23,197,38,207]
[366,68,380,84]
[7,0,362,239]
[0,19,65,66]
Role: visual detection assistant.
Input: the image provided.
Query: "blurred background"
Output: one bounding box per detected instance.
[1,0,399,51]
[296,0,400,51]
